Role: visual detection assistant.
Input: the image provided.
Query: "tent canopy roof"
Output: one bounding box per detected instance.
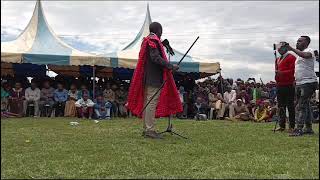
[108,3,220,74]
[1,0,109,67]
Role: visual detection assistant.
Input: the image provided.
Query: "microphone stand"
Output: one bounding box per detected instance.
[159,49,188,139]
[140,36,200,139]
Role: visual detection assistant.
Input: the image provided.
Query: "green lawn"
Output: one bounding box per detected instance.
[1,118,319,179]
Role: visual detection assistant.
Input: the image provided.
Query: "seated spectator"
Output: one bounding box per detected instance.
[8,82,24,116]
[197,86,208,104]
[208,87,225,120]
[64,84,78,117]
[194,97,208,120]
[53,83,68,117]
[39,81,55,117]
[1,80,10,112]
[254,100,272,122]
[103,84,117,117]
[95,85,104,98]
[115,85,128,117]
[230,99,252,121]
[237,90,250,105]
[94,95,112,120]
[77,84,91,99]
[177,86,188,119]
[223,86,237,118]
[23,81,40,117]
[75,93,94,119]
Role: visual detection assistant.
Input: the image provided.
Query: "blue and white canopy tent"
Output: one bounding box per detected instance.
[107,4,220,77]
[1,0,110,68]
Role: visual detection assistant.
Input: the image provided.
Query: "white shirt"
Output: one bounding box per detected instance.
[295,48,317,85]
[316,89,319,103]
[25,87,40,101]
[75,98,95,108]
[224,90,236,104]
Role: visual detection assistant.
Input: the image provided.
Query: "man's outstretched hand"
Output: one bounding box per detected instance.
[172,64,179,72]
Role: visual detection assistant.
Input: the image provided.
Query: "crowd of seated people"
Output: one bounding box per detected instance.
[1,75,130,120]
[1,74,318,123]
[175,76,297,122]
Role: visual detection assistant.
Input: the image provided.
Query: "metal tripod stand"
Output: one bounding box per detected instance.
[158,50,188,139]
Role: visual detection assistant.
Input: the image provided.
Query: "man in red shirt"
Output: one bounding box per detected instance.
[274,43,297,132]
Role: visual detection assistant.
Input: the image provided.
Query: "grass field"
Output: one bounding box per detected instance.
[1,118,319,179]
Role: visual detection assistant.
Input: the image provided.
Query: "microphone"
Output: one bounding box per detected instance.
[162,39,175,56]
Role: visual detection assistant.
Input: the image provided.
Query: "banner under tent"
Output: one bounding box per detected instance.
[106,4,221,76]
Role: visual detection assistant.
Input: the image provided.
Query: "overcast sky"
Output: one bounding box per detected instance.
[1,1,319,82]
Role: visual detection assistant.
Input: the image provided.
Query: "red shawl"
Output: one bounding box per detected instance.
[126,34,183,118]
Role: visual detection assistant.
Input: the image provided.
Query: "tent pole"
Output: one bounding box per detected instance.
[92,65,95,99]
[219,69,224,94]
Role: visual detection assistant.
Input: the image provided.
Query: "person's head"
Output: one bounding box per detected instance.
[97,95,103,102]
[278,42,288,55]
[83,93,89,101]
[241,89,247,96]
[57,83,64,90]
[263,100,270,108]
[149,22,162,38]
[296,36,311,51]
[226,86,231,93]
[43,81,50,89]
[30,81,37,89]
[111,84,118,91]
[179,86,185,93]
[196,97,202,104]
[14,82,21,89]
[211,87,217,94]
[70,84,77,91]
[198,86,204,92]
[236,99,243,106]
[81,84,87,90]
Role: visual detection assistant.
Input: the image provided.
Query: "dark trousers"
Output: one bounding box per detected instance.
[276,85,295,129]
[295,82,318,130]
[54,102,66,117]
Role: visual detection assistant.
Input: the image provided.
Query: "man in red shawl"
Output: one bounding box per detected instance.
[127,22,182,139]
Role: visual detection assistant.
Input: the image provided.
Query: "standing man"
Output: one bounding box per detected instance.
[127,22,182,139]
[274,43,296,132]
[223,86,237,119]
[285,36,318,136]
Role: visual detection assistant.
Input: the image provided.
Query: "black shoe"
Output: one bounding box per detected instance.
[303,129,315,135]
[289,129,304,137]
[144,131,163,139]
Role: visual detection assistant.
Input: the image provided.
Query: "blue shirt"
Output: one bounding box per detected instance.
[94,100,112,110]
[54,89,68,102]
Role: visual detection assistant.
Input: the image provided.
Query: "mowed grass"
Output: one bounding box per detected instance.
[1,118,319,179]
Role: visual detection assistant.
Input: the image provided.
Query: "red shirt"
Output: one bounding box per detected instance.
[275,53,296,86]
